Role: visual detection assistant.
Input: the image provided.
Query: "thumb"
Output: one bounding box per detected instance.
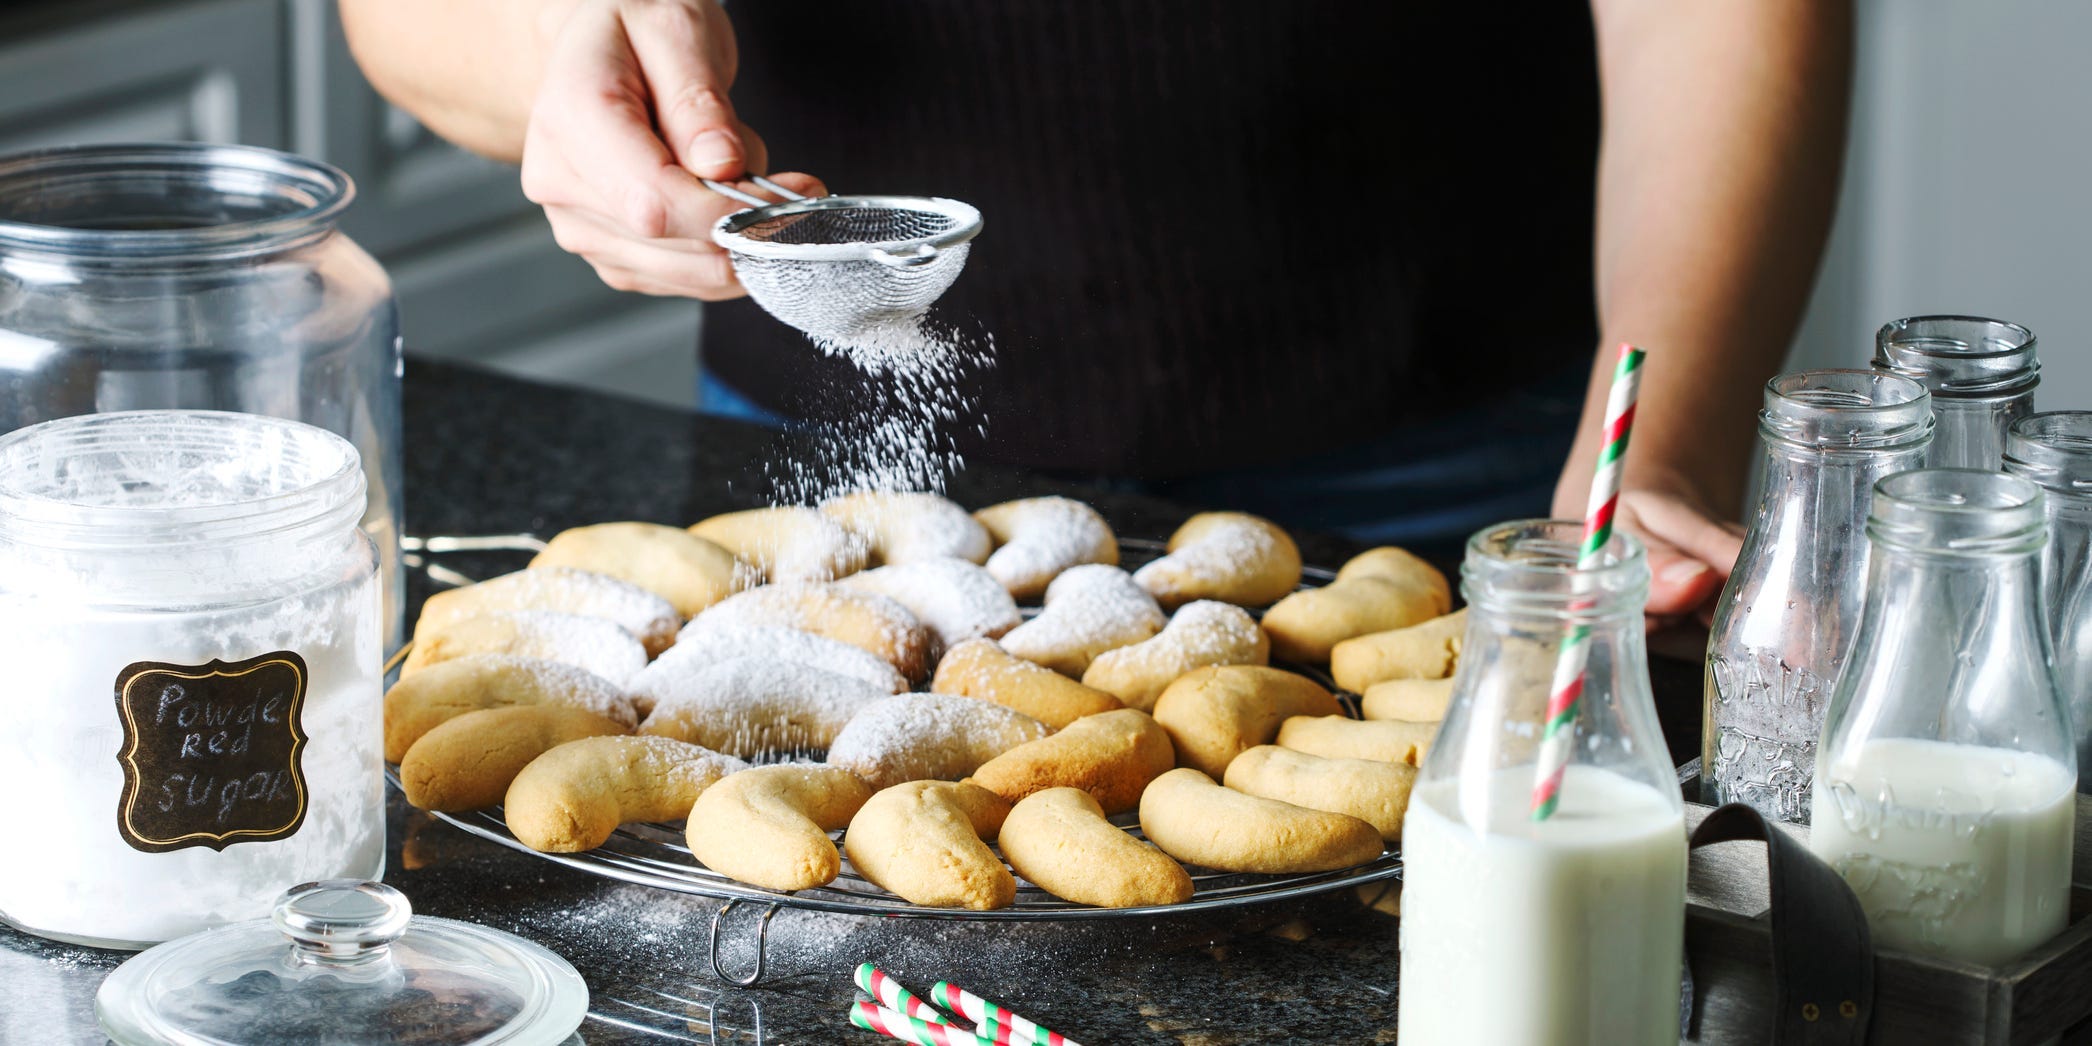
[627,4,746,180]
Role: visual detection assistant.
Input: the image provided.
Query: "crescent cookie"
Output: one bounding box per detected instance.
[1360,677,1456,723]
[820,491,992,566]
[973,496,1119,600]
[824,693,1050,790]
[690,506,868,583]
[686,765,873,891]
[1330,609,1468,693]
[1132,512,1303,610]
[1276,715,1440,767]
[842,558,1022,654]
[530,521,747,618]
[969,708,1177,814]
[1150,665,1343,779]
[401,610,650,688]
[843,781,1015,910]
[930,638,1123,729]
[503,735,747,853]
[382,653,635,762]
[1138,768,1383,874]
[689,581,934,682]
[1223,745,1418,842]
[414,567,680,656]
[1081,600,1269,712]
[400,705,630,812]
[638,623,908,717]
[997,565,1166,677]
[1261,547,1451,664]
[999,788,1193,909]
[637,658,892,757]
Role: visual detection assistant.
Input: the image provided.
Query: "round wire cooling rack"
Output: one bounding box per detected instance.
[394,532,1401,986]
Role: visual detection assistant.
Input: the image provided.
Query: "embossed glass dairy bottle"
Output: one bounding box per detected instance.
[1702,371,1932,822]
[1811,470,2075,965]
[2003,412,2092,791]
[1873,315,2038,470]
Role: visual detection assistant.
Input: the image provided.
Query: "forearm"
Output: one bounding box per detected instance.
[340,0,581,162]
[1561,0,1853,519]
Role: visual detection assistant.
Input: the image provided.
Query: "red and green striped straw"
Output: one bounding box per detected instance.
[929,982,1083,1046]
[850,1000,990,1046]
[1530,342,1645,822]
[857,963,950,1025]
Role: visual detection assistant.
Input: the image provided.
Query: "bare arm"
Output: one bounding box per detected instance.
[341,0,822,299]
[1560,0,1854,619]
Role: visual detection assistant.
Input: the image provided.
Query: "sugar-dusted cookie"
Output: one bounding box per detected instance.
[1132,512,1302,610]
[638,658,890,757]
[401,610,650,686]
[688,581,933,682]
[414,567,680,656]
[690,506,867,583]
[824,693,1050,790]
[1081,600,1269,711]
[997,565,1165,677]
[531,521,747,618]
[820,491,992,566]
[973,496,1119,600]
[383,653,634,762]
[842,558,1022,654]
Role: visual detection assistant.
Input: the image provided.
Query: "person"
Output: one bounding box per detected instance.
[341,1,1852,630]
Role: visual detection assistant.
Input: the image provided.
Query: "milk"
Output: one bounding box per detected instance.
[1811,737,2075,965]
[1397,765,1687,1046]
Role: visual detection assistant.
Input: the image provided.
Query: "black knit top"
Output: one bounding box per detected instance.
[706,3,1601,478]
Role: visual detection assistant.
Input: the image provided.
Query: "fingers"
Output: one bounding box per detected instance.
[547,205,746,300]
[1643,544,1726,619]
[1621,489,1747,578]
[623,0,749,180]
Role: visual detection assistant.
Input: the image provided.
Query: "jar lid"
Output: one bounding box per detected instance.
[95,880,588,1046]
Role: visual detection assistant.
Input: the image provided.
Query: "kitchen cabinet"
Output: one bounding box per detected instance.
[0,0,699,408]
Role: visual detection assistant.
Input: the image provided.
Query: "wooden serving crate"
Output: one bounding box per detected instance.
[1679,765,2092,1044]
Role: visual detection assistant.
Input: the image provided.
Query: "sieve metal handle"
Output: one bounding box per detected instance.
[701,174,810,208]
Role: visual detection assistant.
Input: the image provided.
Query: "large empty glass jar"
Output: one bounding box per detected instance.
[0,142,403,645]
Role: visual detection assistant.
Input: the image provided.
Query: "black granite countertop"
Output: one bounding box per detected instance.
[0,359,1703,1044]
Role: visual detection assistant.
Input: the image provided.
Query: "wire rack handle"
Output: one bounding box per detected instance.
[708,899,781,987]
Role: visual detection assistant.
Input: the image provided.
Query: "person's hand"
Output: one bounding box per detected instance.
[1556,465,1746,634]
[518,0,825,300]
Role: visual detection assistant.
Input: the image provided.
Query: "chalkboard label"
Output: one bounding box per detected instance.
[113,652,310,854]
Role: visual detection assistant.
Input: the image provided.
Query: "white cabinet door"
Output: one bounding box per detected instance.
[0,0,284,153]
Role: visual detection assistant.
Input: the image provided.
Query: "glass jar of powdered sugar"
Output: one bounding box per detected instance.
[0,410,383,948]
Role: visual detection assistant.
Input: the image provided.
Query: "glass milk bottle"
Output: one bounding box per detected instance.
[1874,315,2038,470]
[2005,412,2092,791]
[1811,470,2076,966]
[1703,371,1932,823]
[1399,521,1685,1046]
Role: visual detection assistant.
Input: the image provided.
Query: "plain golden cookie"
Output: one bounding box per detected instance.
[1082,600,1270,711]
[413,566,680,657]
[820,491,992,566]
[998,565,1165,676]
[401,610,650,686]
[1261,547,1451,664]
[686,765,873,891]
[530,521,746,618]
[689,506,868,583]
[930,638,1123,729]
[690,581,934,682]
[1360,677,1456,722]
[1137,768,1383,874]
[1149,665,1343,779]
[400,705,630,812]
[1330,609,1469,693]
[825,693,1051,790]
[1223,745,1417,842]
[503,735,747,853]
[973,496,1119,600]
[970,708,1177,814]
[383,652,635,762]
[843,781,1015,910]
[999,788,1193,909]
[1132,512,1303,610]
[1276,715,1439,766]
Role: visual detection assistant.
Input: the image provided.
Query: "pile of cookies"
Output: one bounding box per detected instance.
[385,493,1469,910]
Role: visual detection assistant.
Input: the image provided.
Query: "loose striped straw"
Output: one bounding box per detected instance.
[929,982,1083,1046]
[850,1001,990,1046]
[857,964,949,1025]
[1529,342,1645,822]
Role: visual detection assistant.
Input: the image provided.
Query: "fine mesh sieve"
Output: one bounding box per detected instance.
[706,174,982,343]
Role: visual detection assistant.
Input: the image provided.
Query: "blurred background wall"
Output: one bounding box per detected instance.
[0,1,2084,413]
